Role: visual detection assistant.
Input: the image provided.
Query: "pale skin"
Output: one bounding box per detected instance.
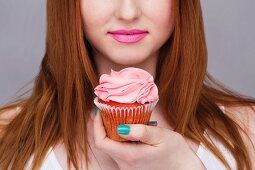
[53,0,255,169]
[53,106,255,170]
[2,106,255,169]
[2,0,255,170]
[76,0,206,169]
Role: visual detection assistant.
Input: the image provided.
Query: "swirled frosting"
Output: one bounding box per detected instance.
[94,67,159,104]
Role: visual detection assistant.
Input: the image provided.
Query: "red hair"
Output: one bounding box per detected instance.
[1,0,255,169]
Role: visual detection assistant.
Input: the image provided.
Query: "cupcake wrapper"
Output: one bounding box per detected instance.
[94,97,158,142]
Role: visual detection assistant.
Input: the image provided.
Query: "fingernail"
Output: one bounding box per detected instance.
[117,125,130,135]
[94,108,99,116]
[148,120,157,126]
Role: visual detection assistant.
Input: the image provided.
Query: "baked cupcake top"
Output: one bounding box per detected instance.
[94,67,158,104]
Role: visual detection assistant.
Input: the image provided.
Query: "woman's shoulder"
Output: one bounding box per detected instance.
[0,106,21,135]
[224,105,255,134]
[0,106,21,120]
[225,105,255,168]
[196,105,255,169]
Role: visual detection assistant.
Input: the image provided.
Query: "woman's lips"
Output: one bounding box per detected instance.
[107,29,149,44]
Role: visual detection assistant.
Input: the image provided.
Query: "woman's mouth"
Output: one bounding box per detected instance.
[107,29,149,44]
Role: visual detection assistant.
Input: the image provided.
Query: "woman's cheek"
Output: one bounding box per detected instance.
[81,1,114,28]
[144,0,174,28]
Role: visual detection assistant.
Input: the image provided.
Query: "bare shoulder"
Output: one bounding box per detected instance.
[225,105,255,134]
[225,105,255,168]
[0,107,21,122]
[0,107,21,135]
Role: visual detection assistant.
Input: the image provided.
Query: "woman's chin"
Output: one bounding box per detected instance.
[108,55,153,66]
[111,60,148,67]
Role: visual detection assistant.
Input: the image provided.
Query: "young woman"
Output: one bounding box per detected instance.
[1,0,255,170]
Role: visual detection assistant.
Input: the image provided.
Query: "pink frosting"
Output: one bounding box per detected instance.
[94,67,159,104]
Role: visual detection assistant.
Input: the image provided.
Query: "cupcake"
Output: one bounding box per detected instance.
[94,67,159,141]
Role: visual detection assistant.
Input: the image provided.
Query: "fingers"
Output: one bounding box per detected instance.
[117,123,164,146]
[93,110,151,160]
[93,109,107,142]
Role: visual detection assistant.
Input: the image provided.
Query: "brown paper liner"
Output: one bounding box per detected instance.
[94,97,158,142]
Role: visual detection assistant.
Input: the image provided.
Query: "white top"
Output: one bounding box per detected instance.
[25,139,237,170]
[25,148,63,170]
[25,106,237,170]
[196,132,236,170]
[26,136,237,170]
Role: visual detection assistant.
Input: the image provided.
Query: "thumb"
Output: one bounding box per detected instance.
[117,124,166,146]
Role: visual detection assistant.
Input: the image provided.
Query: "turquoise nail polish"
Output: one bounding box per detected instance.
[149,120,157,125]
[117,125,130,135]
[94,108,99,116]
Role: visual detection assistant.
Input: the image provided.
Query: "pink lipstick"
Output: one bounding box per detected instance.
[108,29,149,44]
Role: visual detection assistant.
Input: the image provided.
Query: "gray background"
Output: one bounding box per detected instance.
[0,0,254,106]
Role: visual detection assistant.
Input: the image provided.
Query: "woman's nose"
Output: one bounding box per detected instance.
[115,0,141,22]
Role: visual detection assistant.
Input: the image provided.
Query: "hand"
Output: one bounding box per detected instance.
[93,111,206,170]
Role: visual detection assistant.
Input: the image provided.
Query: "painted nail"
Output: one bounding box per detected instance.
[148,120,158,126]
[117,125,130,135]
[94,108,99,116]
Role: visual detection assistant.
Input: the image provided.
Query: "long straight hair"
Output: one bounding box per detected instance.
[1,0,255,169]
